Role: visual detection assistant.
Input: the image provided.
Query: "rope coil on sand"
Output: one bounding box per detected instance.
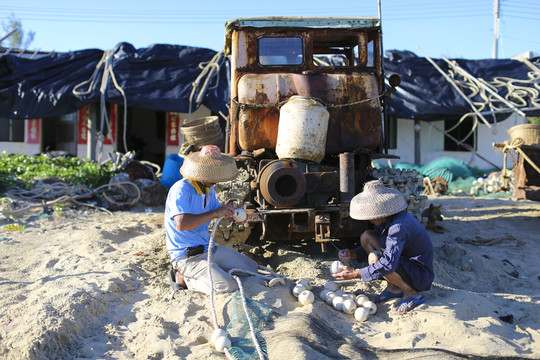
[2,181,141,216]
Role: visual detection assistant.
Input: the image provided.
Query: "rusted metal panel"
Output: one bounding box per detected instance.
[236,73,381,153]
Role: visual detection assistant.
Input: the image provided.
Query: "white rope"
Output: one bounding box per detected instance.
[444,57,540,114]
[72,49,129,156]
[187,51,225,121]
[205,215,286,359]
[207,216,224,329]
[230,273,266,360]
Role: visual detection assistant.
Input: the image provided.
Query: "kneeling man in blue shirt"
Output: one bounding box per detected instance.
[333,179,434,314]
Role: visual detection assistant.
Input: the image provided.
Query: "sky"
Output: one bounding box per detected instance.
[0,0,539,60]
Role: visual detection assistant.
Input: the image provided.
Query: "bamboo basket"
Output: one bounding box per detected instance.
[508,124,540,148]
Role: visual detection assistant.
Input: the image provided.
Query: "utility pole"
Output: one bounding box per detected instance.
[493,0,500,59]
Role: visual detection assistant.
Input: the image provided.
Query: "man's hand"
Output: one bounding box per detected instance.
[332,265,360,281]
[213,204,235,219]
[338,249,357,263]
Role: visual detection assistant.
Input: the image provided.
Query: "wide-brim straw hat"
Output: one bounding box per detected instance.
[180,145,238,183]
[350,179,407,220]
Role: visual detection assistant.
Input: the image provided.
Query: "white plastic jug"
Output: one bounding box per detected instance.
[276,96,329,163]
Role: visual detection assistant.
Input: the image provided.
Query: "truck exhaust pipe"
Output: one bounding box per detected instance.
[339,152,355,205]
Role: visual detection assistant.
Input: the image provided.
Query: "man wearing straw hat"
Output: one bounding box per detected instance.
[165,145,258,295]
[333,179,434,314]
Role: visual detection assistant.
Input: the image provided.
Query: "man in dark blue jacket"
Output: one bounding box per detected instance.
[333,179,434,314]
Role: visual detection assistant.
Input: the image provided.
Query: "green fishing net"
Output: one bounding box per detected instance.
[226,290,274,360]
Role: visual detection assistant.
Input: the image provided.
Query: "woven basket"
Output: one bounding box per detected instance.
[508,124,540,148]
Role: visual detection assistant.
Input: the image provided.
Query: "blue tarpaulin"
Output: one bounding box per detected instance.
[0,42,230,119]
[0,44,537,121]
[384,50,540,121]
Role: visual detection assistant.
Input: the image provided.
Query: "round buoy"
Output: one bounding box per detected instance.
[298,290,315,305]
[354,307,369,322]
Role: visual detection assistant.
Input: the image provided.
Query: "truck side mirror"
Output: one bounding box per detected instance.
[389,74,401,89]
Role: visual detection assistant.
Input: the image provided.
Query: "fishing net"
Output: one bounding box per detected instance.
[394,162,422,171]
[419,157,473,184]
[374,157,513,197]
[225,290,274,360]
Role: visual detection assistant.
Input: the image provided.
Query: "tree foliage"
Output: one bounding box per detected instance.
[1,14,35,49]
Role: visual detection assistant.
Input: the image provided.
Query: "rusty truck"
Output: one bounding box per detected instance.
[213,17,410,251]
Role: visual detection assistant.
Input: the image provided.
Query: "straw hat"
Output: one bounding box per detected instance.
[180,145,238,183]
[350,179,407,220]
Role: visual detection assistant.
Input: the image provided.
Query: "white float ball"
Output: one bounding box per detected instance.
[232,208,247,222]
[297,279,312,291]
[298,290,315,305]
[325,291,336,305]
[363,300,377,315]
[342,299,357,314]
[214,335,231,352]
[355,294,369,307]
[319,289,330,301]
[332,296,344,311]
[342,293,355,302]
[292,284,306,297]
[324,281,340,292]
[354,307,369,322]
[211,328,227,344]
[330,260,344,274]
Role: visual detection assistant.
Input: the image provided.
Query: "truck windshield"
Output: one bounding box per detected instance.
[258,37,303,66]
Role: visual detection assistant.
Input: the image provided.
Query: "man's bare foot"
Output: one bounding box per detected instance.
[175,271,187,288]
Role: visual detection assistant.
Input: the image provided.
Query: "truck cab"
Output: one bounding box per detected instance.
[222,17,390,251]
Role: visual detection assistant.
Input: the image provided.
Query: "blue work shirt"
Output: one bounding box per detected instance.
[355,210,434,291]
[165,178,221,262]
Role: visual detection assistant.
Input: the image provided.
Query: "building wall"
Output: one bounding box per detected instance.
[387,114,528,170]
[1,119,40,155]
[1,105,213,162]
[1,140,40,155]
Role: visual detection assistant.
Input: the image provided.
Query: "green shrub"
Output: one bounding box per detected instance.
[0,152,113,192]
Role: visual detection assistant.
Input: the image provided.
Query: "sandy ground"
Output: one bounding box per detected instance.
[0,195,539,360]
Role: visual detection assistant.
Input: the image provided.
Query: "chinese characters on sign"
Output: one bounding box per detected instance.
[78,104,116,145]
[78,105,89,144]
[26,119,40,144]
[167,112,181,146]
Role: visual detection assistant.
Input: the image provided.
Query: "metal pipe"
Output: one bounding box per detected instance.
[339,152,355,205]
[378,0,389,154]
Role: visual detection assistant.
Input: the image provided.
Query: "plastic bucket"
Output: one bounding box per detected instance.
[180,116,224,150]
[161,154,184,189]
[276,96,329,163]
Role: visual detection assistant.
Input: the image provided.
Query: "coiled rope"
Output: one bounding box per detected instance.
[2,181,141,216]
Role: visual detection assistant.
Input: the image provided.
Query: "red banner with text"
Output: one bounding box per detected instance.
[26,119,40,144]
[77,105,89,144]
[167,112,181,146]
[78,104,116,145]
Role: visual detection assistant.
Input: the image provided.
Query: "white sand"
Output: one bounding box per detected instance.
[1,195,539,359]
